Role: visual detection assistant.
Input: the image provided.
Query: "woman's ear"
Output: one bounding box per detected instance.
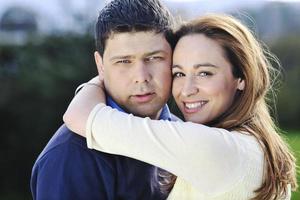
[94,51,104,75]
[237,78,245,91]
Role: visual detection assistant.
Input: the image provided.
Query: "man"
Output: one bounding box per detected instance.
[30,0,176,199]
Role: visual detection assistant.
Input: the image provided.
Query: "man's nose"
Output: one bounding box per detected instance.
[181,76,199,97]
[133,61,151,83]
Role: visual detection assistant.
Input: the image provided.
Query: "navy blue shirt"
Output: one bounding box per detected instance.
[30,97,172,200]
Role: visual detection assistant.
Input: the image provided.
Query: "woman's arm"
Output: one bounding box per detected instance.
[63,76,106,136]
[63,76,259,194]
[86,105,258,194]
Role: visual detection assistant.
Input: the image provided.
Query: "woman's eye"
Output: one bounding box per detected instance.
[172,72,184,78]
[198,71,212,77]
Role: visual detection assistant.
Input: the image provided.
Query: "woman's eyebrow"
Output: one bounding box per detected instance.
[172,63,219,69]
[193,63,219,69]
[172,64,182,69]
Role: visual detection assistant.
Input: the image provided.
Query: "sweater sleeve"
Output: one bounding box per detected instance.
[86,104,256,195]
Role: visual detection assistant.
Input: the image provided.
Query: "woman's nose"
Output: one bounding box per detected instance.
[181,76,199,97]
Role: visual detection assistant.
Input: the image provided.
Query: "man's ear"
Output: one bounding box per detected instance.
[94,51,104,75]
[237,78,245,91]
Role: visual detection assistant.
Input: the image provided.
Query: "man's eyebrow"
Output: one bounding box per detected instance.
[172,63,219,69]
[109,50,166,61]
[110,55,133,61]
[144,50,167,57]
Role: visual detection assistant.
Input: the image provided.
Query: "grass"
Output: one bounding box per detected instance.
[285,131,300,200]
[1,130,299,200]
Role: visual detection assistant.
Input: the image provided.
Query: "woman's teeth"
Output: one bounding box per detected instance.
[185,101,207,109]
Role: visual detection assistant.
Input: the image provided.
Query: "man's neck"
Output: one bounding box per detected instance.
[149,109,162,120]
[136,108,163,120]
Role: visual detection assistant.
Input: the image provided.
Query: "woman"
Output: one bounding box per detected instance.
[64,14,297,199]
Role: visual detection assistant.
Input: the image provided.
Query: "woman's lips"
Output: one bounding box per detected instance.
[132,93,155,103]
[183,101,208,113]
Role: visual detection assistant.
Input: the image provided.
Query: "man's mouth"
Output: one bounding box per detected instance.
[132,93,155,103]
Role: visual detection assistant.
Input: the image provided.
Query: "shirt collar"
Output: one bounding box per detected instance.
[106,96,172,121]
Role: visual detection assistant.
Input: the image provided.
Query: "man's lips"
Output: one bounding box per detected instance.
[131,93,155,103]
[183,100,208,113]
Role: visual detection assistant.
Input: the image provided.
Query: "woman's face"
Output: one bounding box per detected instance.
[172,34,244,124]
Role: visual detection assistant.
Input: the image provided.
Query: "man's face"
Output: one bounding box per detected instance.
[95,31,172,119]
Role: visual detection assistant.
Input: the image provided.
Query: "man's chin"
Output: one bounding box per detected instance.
[129,106,162,119]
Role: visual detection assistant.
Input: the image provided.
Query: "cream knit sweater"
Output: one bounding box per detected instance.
[85,104,291,200]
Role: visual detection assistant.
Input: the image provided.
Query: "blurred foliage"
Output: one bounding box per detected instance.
[270,34,300,129]
[0,32,299,199]
[0,34,96,199]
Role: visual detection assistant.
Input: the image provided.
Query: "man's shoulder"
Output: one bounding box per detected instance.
[31,125,119,200]
[33,124,116,169]
[35,124,85,160]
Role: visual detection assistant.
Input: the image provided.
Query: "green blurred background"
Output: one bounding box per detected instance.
[0,0,299,199]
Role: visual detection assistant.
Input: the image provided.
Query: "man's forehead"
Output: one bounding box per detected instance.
[106,30,166,42]
[104,31,171,57]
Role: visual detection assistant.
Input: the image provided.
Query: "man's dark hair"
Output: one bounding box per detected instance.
[95,0,175,56]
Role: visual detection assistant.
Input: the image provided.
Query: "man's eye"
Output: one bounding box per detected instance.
[116,60,131,64]
[145,56,163,62]
[172,72,184,78]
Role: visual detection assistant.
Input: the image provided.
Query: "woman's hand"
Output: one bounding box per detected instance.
[63,75,106,137]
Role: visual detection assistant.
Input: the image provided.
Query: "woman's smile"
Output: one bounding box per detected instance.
[183,100,208,113]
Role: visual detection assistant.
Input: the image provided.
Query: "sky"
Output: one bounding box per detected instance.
[167,0,300,2]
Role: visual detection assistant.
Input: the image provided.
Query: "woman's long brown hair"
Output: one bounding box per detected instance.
[159,14,297,199]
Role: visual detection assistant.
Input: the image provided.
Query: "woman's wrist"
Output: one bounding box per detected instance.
[88,76,104,87]
[75,82,103,96]
[64,79,106,135]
